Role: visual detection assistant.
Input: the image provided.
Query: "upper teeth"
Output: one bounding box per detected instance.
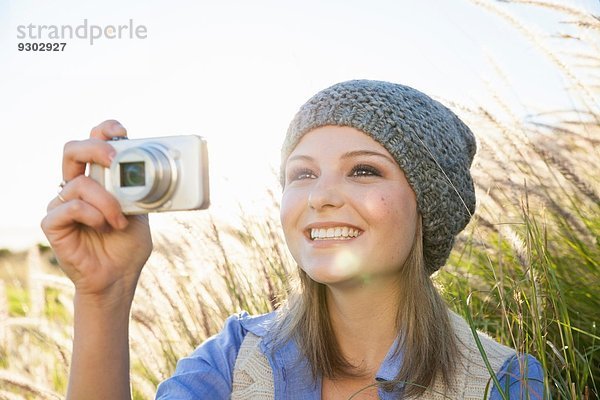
[310,227,361,240]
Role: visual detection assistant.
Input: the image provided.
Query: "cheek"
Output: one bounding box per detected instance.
[362,190,417,238]
[280,189,304,235]
[362,192,395,222]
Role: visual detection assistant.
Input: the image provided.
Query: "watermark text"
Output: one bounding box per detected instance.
[16,19,148,46]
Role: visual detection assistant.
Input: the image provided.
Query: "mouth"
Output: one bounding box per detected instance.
[307,226,363,241]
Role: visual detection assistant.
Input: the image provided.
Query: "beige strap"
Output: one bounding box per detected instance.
[231,332,275,400]
[426,312,516,399]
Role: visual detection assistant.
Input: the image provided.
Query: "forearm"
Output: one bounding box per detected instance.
[67,291,135,400]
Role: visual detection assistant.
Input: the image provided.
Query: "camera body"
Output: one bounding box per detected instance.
[89,135,209,214]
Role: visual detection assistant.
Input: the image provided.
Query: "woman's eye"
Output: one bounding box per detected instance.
[288,168,316,181]
[350,164,381,177]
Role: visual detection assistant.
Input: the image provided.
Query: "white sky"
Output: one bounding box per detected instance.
[0,0,597,250]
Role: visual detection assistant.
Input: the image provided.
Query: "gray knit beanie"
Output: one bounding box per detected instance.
[280,80,477,274]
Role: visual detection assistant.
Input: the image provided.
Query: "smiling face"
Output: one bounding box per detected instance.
[280,126,419,287]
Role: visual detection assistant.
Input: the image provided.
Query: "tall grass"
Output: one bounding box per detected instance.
[450,3,599,395]
[1,1,598,399]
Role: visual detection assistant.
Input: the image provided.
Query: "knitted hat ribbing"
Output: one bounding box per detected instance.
[280,80,477,274]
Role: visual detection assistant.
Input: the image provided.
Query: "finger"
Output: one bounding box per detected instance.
[61,120,126,180]
[41,199,112,236]
[62,138,116,182]
[47,175,129,230]
[90,119,127,140]
[47,190,67,212]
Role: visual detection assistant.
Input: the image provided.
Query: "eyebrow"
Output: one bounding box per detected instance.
[341,150,396,164]
[287,150,396,165]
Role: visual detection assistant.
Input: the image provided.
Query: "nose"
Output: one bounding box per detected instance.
[308,176,344,211]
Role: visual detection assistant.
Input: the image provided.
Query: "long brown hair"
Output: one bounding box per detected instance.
[274,214,459,398]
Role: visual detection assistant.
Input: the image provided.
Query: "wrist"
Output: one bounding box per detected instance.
[74,277,139,314]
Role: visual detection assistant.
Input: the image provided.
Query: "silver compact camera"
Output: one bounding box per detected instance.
[89,135,209,214]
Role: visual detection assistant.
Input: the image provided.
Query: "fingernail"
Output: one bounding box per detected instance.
[111,121,123,130]
[111,122,126,136]
[108,149,116,163]
[118,215,129,229]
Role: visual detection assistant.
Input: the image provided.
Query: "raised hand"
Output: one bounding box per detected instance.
[41,119,152,300]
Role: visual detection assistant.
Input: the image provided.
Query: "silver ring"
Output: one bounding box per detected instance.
[59,180,68,189]
[57,192,67,203]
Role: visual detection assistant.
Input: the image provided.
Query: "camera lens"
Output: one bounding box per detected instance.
[120,162,145,187]
[111,142,177,209]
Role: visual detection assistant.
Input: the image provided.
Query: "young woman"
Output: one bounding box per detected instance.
[42,80,544,399]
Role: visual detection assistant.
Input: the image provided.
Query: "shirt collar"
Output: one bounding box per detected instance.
[239,311,275,338]
[375,335,406,395]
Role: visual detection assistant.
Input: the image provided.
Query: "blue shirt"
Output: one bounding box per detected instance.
[156,312,544,399]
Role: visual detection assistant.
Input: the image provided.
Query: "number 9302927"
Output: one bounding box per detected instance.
[17,42,66,51]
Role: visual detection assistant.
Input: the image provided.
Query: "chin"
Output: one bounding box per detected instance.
[300,264,361,286]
